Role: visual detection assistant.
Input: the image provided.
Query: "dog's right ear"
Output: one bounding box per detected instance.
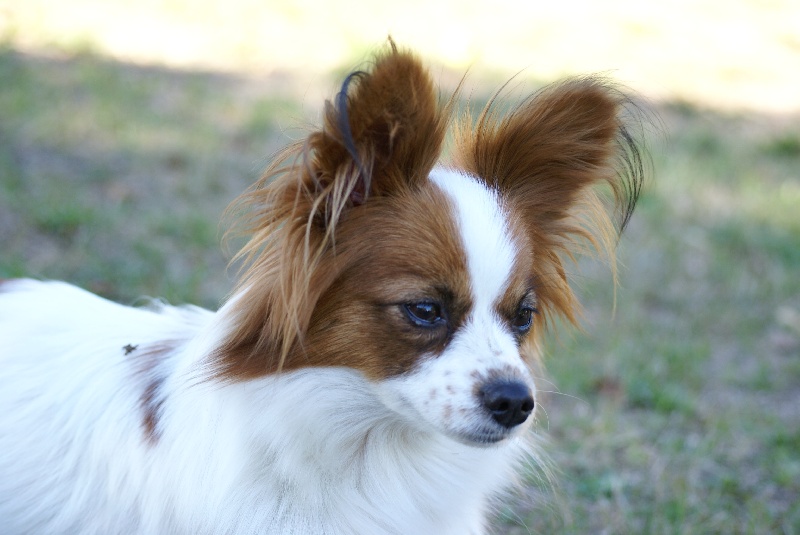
[213,42,449,379]
[306,40,448,230]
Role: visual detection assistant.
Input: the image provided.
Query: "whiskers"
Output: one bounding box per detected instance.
[530,373,590,432]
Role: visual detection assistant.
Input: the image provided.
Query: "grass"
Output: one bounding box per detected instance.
[1,44,798,534]
[509,100,800,532]
[0,46,307,306]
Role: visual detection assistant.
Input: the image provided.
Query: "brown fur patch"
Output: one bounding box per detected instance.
[212,41,459,380]
[453,77,646,328]
[493,218,538,340]
[297,184,472,379]
[128,340,180,444]
[219,182,473,380]
[210,43,647,382]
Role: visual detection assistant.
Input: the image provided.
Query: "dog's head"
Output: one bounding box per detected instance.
[211,41,644,446]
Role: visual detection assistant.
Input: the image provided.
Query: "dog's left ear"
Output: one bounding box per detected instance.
[452,78,646,323]
[454,78,643,237]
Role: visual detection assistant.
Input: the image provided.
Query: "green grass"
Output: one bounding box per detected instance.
[504,99,800,533]
[0,47,304,307]
[1,47,798,534]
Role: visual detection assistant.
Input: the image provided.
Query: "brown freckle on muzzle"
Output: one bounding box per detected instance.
[470,365,523,393]
[443,404,453,423]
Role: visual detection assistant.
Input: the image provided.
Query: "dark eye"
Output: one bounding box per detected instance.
[512,306,536,334]
[404,302,445,328]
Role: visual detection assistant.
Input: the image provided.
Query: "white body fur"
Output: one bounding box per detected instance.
[0,171,535,535]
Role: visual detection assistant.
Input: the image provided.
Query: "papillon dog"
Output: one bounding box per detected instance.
[0,41,645,534]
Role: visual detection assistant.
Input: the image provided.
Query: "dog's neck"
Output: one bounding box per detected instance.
[148,329,531,534]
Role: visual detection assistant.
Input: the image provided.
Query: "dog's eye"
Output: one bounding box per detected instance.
[403,302,445,328]
[511,306,536,334]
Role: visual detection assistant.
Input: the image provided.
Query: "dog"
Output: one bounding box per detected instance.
[0,41,644,534]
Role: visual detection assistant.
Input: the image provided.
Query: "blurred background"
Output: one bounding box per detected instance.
[1,0,798,532]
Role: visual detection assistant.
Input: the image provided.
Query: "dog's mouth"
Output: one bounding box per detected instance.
[377,385,528,447]
[451,426,514,447]
[449,402,536,447]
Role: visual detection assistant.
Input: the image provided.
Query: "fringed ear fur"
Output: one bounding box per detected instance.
[310,39,449,229]
[212,43,646,380]
[211,41,450,379]
[452,77,646,327]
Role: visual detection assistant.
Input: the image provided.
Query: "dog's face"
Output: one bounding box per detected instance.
[211,43,643,447]
[302,168,539,445]
[374,169,539,445]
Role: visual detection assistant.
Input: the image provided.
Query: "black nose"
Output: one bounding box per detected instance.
[480,380,534,428]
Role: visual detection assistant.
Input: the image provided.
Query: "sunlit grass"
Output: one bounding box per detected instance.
[3,0,800,112]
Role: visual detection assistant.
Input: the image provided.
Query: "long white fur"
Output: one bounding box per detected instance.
[0,172,536,534]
